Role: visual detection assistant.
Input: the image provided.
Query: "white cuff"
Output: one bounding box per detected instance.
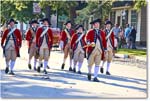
[59,41,64,49]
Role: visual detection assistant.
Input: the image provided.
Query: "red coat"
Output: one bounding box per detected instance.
[36,27,53,50]
[85,29,107,59]
[1,28,22,57]
[104,29,115,48]
[70,33,86,52]
[26,28,37,47]
[60,29,75,50]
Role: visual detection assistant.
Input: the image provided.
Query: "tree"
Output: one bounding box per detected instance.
[75,0,113,24]
[133,0,147,11]
[0,0,43,25]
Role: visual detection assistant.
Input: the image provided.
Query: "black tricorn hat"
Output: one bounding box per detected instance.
[64,20,72,25]
[40,18,51,25]
[75,24,84,31]
[29,20,39,24]
[105,20,112,25]
[7,19,18,24]
[90,18,101,24]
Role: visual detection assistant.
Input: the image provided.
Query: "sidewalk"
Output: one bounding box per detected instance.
[115,53,146,61]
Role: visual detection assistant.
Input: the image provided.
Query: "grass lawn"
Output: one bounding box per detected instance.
[117,48,147,57]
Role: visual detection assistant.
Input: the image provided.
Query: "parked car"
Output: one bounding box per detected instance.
[51,28,61,50]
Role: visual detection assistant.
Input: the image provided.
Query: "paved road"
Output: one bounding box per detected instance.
[0,40,147,98]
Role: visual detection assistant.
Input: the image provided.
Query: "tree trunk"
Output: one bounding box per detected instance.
[45,6,51,22]
[69,6,76,27]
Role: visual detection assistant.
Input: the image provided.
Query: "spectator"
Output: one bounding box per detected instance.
[113,24,120,44]
[130,26,137,49]
[118,27,125,48]
[124,24,131,49]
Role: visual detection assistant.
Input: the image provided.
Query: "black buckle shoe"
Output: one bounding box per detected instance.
[5,67,9,74]
[69,67,73,71]
[73,68,76,73]
[93,77,100,82]
[47,65,50,69]
[106,71,111,75]
[37,66,41,73]
[61,63,65,70]
[28,64,32,70]
[40,63,43,68]
[34,67,36,71]
[9,71,15,75]
[100,67,104,73]
[87,73,91,81]
[77,71,82,74]
[43,69,47,74]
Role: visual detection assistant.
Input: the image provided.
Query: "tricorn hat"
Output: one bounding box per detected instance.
[40,18,51,25]
[29,20,39,24]
[64,20,72,25]
[90,18,101,24]
[105,20,112,25]
[75,24,84,31]
[7,19,18,24]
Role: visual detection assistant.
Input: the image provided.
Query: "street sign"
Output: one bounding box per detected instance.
[33,3,41,14]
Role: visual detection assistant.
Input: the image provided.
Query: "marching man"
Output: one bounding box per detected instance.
[100,20,115,75]
[60,21,75,71]
[26,20,39,71]
[85,18,107,82]
[1,19,22,75]
[70,25,86,74]
[36,18,53,74]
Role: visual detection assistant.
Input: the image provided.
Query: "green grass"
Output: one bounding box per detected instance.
[117,48,147,57]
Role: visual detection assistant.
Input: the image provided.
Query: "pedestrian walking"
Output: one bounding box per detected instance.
[1,19,22,75]
[60,20,75,71]
[26,20,39,71]
[85,18,107,82]
[70,25,86,74]
[36,18,53,74]
[100,20,115,75]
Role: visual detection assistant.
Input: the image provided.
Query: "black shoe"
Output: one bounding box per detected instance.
[40,63,43,67]
[69,67,73,71]
[37,66,41,73]
[5,67,9,74]
[9,71,15,75]
[61,63,65,70]
[106,71,111,75]
[100,67,104,74]
[73,68,76,73]
[93,77,100,82]
[28,64,32,70]
[34,67,36,71]
[43,69,47,74]
[77,71,82,74]
[47,65,50,69]
[87,73,91,81]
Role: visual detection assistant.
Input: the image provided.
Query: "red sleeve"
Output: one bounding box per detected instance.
[1,29,9,46]
[86,30,94,43]
[60,30,66,42]
[36,28,42,47]
[70,33,77,49]
[48,29,53,47]
[25,30,31,41]
[82,34,86,45]
[15,29,22,47]
[101,30,107,50]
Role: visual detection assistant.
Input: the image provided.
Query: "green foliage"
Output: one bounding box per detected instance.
[1,0,43,25]
[75,0,112,24]
[133,0,147,12]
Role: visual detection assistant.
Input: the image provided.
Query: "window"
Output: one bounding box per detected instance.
[131,10,137,29]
